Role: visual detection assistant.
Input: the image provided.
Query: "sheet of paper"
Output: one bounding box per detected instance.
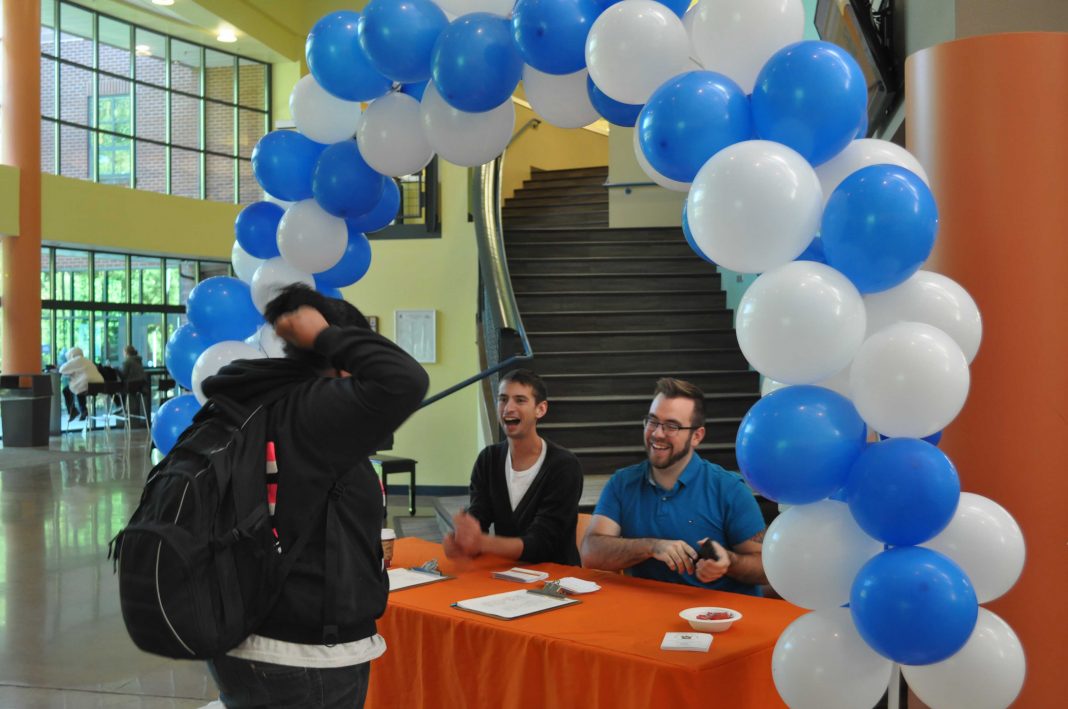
[491,567,549,583]
[557,577,601,594]
[455,590,577,619]
[388,567,450,592]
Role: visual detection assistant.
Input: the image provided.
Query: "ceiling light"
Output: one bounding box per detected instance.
[216,28,237,43]
[135,44,152,56]
[151,1,176,6]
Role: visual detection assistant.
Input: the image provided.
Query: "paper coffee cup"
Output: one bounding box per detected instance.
[381,528,396,568]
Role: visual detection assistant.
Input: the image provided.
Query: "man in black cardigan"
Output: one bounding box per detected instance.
[445,369,583,565]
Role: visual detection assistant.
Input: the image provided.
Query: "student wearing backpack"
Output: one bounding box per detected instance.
[201,285,428,708]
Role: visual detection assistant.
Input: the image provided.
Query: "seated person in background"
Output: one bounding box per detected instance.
[58,346,104,421]
[580,378,767,595]
[121,345,151,425]
[445,369,583,565]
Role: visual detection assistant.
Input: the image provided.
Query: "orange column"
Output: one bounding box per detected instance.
[1,0,42,373]
[907,32,1068,707]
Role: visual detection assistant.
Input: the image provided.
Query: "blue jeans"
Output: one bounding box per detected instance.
[207,655,370,709]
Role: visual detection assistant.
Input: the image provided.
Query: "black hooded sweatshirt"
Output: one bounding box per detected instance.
[202,325,428,645]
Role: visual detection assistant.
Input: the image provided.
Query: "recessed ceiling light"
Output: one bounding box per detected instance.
[216,28,237,43]
[151,1,176,6]
[135,44,152,56]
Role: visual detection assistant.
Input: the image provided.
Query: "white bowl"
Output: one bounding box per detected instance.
[679,607,742,633]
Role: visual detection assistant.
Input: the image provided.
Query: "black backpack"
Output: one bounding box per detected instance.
[109,392,329,659]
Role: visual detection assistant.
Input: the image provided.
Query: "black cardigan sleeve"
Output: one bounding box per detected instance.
[467,445,498,533]
[516,445,583,564]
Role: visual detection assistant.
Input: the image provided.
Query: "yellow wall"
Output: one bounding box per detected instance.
[41,175,239,259]
[503,103,609,200]
[0,164,18,235]
[607,127,685,228]
[342,161,483,488]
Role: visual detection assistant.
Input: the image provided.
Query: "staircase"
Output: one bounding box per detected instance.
[502,166,760,479]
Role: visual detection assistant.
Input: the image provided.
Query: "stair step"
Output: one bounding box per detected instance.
[513,273,718,292]
[521,175,608,189]
[505,213,609,227]
[541,417,742,449]
[504,226,683,242]
[546,393,756,424]
[528,328,737,351]
[530,166,608,180]
[507,187,608,202]
[508,256,713,276]
[505,240,692,259]
[515,289,726,312]
[541,370,759,397]
[572,444,739,477]
[505,193,607,208]
[503,203,609,218]
[522,308,734,330]
[532,348,749,374]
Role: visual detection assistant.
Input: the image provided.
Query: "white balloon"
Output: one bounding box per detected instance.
[231,241,265,284]
[420,83,514,167]
[772,608,893,709]
[277,200,348,274]
[522,66,599,129]
[902,609,1026,709]
[289,73,363,144]
[850,321,970,438]
[357,92,435,177]
[191,340,264,404]
[632,128,689,192]
[263,192,294,210]
[691,0,805,94]
[434,0,514,17]
[816,138,930,205]
[864,270,983,363]
[761,367,852,399]
[764,500,883,609]
[687,140,823,274]
[736,261,867,384]
[585,0,690,105]
[922,492,1025,603]
[250,257,315,314]
[244,322,287,359]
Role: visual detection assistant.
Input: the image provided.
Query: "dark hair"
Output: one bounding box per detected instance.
[500,368,548,404]
[263,284,370,370]
[124,345,138,356]
[653,377,705,428]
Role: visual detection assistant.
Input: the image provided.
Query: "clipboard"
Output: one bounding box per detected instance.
[388,566,455,592]
[451,589,581,621]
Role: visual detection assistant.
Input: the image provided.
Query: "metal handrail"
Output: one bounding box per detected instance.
[418,153,532,409]
[603,180,657,189]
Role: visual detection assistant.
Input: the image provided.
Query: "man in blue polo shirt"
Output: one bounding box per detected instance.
[581,378,767,595]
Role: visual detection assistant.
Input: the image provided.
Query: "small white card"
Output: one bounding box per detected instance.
[661,632,713,652]
[557,577,601,594]
[492,567,549,583]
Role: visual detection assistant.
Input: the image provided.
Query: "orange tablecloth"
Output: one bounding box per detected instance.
[365,538,803,708]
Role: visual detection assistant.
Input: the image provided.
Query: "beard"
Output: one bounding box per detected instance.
[647,436,693,470]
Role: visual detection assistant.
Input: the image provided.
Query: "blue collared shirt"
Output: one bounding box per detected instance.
[593,454,766,596]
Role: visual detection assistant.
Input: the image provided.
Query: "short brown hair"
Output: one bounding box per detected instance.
[653,378,705,428]
[500,368,548,404]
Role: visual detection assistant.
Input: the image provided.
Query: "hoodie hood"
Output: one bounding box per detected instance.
[201,357,316,409]
[68,347,84,359]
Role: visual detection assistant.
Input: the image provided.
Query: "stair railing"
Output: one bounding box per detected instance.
[418,151,532,414]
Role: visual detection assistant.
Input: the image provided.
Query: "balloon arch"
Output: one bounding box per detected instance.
[154,2,1026,706]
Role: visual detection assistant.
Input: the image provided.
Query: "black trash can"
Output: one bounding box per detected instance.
[0,374,54,447]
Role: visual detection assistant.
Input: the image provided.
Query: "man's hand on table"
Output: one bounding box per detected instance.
[694,539,730,583]
[651,539,697,575]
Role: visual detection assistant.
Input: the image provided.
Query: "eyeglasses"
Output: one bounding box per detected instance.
[641,416,699,435]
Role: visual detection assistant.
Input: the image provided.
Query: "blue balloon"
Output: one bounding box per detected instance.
[796,236,826,264]
[821,164,938,293]
[736,385,868,504]
[855,108,869,138]
[656,0,691,16]
[851,547,978,665]
[152,393,201,455]
[315,230,373,288]
[682,203,714,264]
[512,0,599,75]
[234,201,283,259]
[879,430,943,446]
[186,276,263,344]
[306,12,392,102]
[401,80,429,102]
[251,130,326,202]
[346,177,400,234]
[751,41,868,166]
[312,140,386,219]
[431,13,523,112]
[638,71,752,183]
[359,0,448,83]
[846,438,960,546]
[586,75,642,126]
[165,324,215,392]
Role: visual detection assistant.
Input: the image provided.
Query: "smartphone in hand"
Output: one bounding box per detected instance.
[696,539,720,562]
